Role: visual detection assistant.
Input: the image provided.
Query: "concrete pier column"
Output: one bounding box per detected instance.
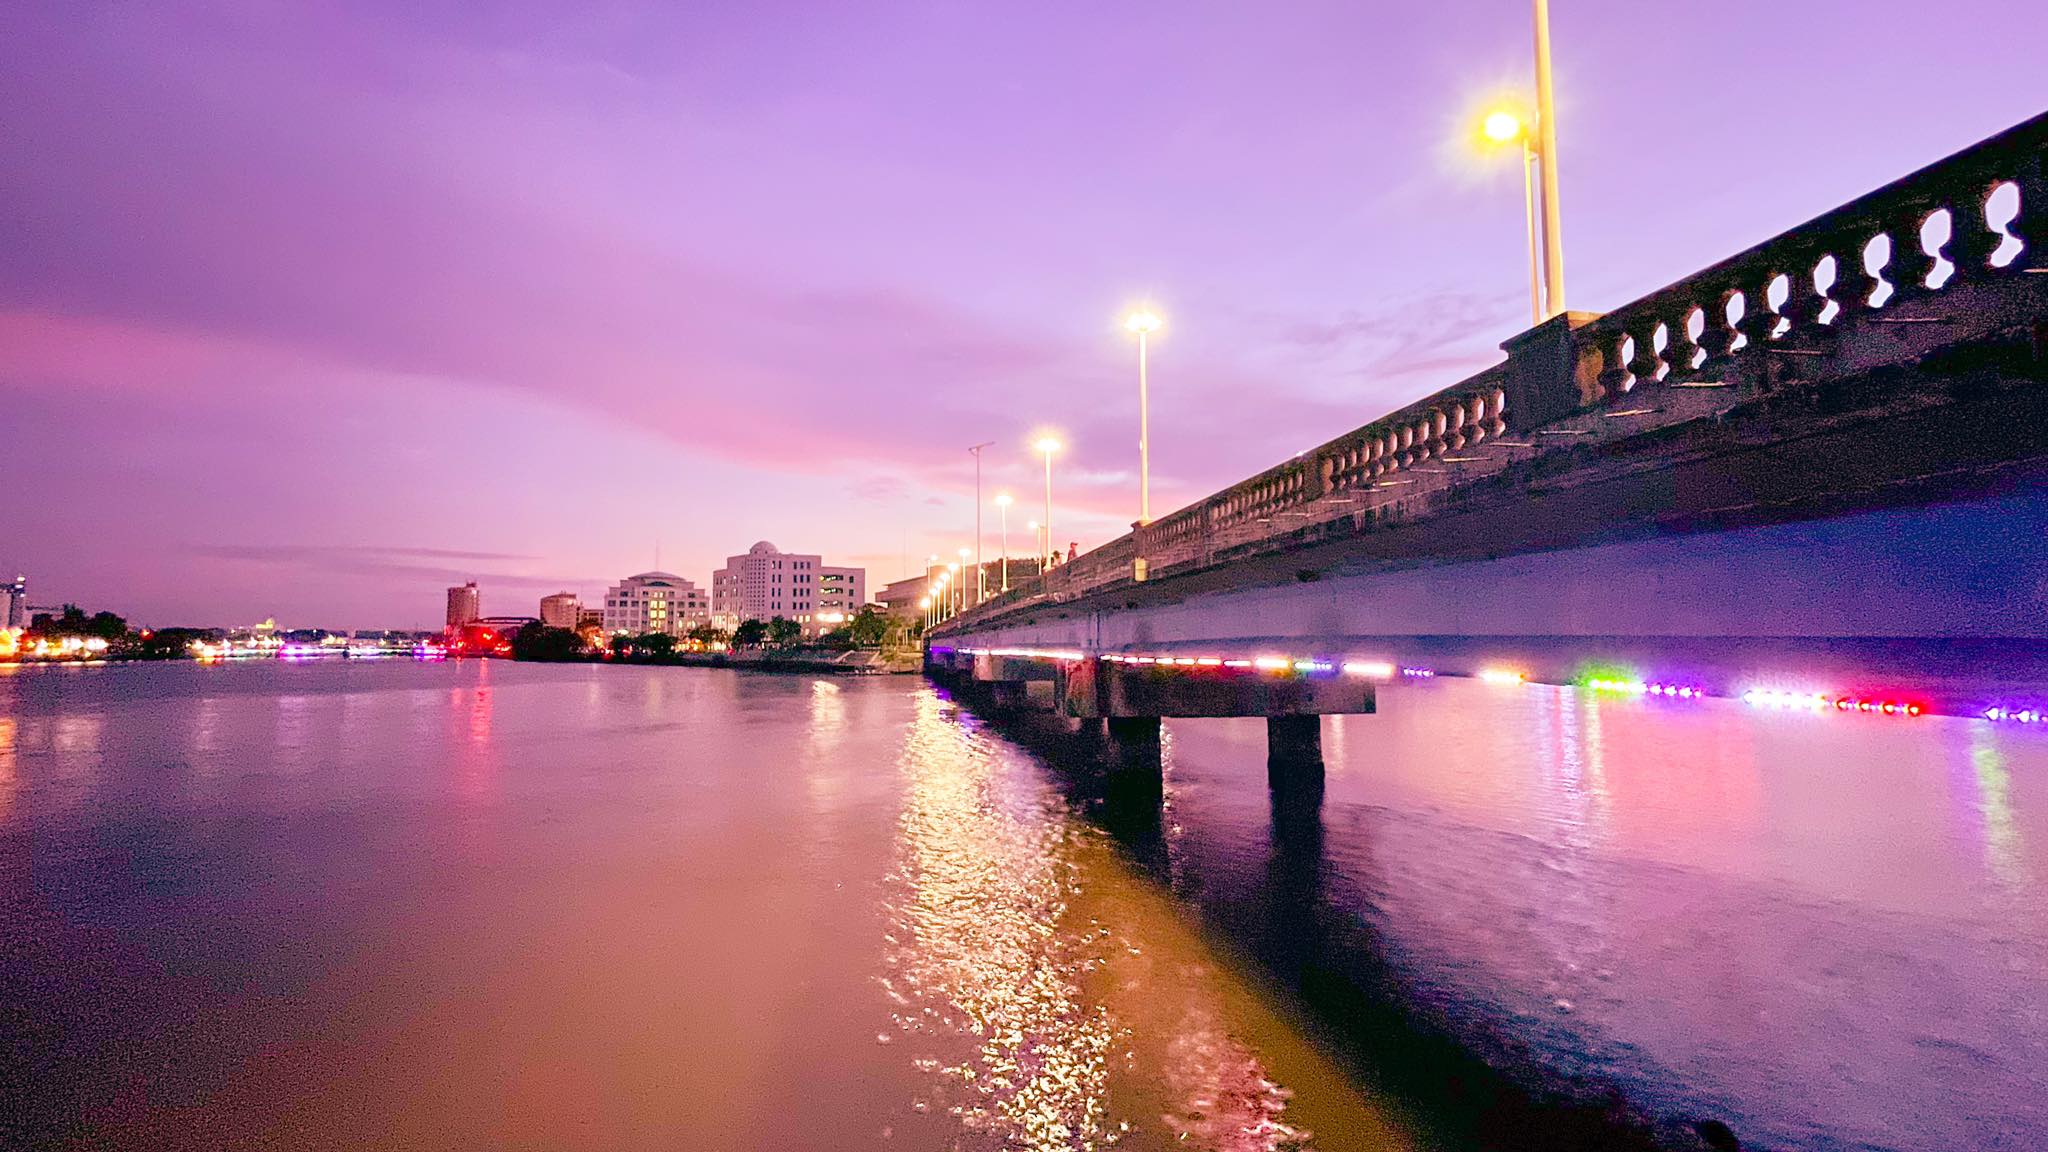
[1266,714,1324,789]
[1106,716,1162,770]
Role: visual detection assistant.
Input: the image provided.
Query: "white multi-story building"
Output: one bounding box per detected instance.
[538,592,581,630]
[602,572,709,637]
[712,542,866,634]
[446,582,480,630]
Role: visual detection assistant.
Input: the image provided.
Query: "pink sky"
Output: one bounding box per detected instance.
[3,1,2042,628]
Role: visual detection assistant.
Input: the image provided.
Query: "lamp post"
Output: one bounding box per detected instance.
[995,493,1012,592]
[945,562,959,617]
[1035,439,1060,568]
[919,596,931,631]
[1482,110,1543,325]
[1533,0,1566,315]
[956,548,971,614]
[968,441,993,604]
[1123,311,1162,525]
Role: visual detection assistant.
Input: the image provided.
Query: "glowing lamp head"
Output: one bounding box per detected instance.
[918,597,930,609]
[1124,310,1162,334]
[996,492,1013,507]
[1035,438,1061,455]
[945,562,958,573]
[1481,110,1524,144]
[957,547,970,559]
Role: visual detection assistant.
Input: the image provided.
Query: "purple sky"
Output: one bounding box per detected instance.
[2,1,2042,629]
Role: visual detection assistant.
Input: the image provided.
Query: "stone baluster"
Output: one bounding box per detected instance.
[1625,321,1662,388]
[1775,245,1829,341]
[1826,223,1882,323]
[1595,329,1631,397]
[1733,270,1779,352]
[1663,305,1703,380]
[1943,171,2004,281]
[2000,145,2046,273]
[1696,286,1739,374]
[1883,196,1940,304]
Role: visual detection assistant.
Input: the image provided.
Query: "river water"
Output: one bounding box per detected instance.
[0,660,2042,1150]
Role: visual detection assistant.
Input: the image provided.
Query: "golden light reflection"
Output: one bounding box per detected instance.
[0,716,15,818]
[879,691,1402,1150]
[882,689,1118,1148]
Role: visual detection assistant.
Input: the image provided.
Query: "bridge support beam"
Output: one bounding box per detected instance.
[1057,659,1374,721]
[1106,716,1162,765]
[1266,715,1324,791]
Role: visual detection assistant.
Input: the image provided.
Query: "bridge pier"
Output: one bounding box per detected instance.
[1106,716,1163,769]
[1266,715,1324,790]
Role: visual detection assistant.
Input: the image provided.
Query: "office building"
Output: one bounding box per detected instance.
[539,592,581,630]
[602,572,709,637]
[446,582,481,630]
[711,541,865,635]
[3,575,25,631]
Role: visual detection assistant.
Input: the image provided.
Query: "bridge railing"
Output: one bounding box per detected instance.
[1579,112,2046,406]
[946,111,2047,631]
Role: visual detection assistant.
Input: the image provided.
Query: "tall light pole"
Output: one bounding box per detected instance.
[1123,311,1162,525]
[1482,111,1543,325]
[995,493,1012,592]
[968,441,993,604]
[1035,438,1060,568]
[1532,0,1566,316]
[956,549,971,614]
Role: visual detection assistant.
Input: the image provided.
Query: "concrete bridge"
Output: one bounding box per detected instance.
[928,111,2048,776]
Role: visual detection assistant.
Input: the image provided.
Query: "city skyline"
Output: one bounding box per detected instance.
[3,1,2044,629]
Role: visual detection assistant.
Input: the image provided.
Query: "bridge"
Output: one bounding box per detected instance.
[928,111,2048,781]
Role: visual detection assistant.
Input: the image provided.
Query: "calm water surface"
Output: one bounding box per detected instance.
[1,660,2043,1151]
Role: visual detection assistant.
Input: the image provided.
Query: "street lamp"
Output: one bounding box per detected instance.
[1532,0,1566,316]
[995,492,1013,592]
[1035,438,1060,568]
[968,441,993,604]
[956,548,971,614]
[1123,310,1162,525]
[1479,108,1543,326]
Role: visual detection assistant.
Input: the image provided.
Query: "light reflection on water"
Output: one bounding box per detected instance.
[883,691,1118,1146]
[885,689,1412,1151]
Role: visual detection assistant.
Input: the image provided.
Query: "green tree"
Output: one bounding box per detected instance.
[766,616,802,648]
[731,619,768,647]
[686,623,733,648]
[511,622,587,662]
[30,604,127,641]
[844,606,890,648]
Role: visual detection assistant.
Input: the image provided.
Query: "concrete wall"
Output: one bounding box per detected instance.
[950,489,2048,651]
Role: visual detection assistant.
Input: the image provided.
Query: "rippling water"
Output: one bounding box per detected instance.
[1,660,2043,1150]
